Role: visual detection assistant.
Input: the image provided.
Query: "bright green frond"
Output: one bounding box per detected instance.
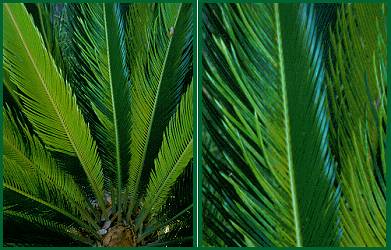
[327,3,386,246]
[137,83,193,226]
[3,107,98,233]
[4,71,23,109]
[126,3,193,215]
[3,3,106,213]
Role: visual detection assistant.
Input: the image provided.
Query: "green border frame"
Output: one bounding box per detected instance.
[197,0,390,248]
[193,0,198,246]
[1,0,390,248]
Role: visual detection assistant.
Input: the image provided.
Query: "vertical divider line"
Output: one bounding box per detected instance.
[196,0,199,246]
[196,0,202,246]
[193,0,200,247]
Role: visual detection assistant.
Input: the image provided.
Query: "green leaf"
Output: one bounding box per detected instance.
[3,70,23,109]
[69,3,132,214]
[4,209,95,245]
[138,204,193,243]
[203,3,340,246]
[137,83,193,226]
[3,3,106,214]
[3,107,99,234]
[126,3,192,215]
[327,4,386,246]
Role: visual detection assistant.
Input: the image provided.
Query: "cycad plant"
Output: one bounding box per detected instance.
[203,3,386,247]
[3,3,193,247]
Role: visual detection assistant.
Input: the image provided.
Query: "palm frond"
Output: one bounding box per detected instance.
[4,209,94,245]
[202,144,258,246]
[138,164,193,243]
[203,3,340,246]
[126,3,192,214]
[3,107,98,234]
[327,3,386,246]
[139,204,192,243]
[3,3,106,214]
[33,4,64,68]
[137,83,193,226]
[69,3,132,214]
[3,70,23,109]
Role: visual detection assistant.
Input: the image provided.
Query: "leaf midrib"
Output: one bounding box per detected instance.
[274,3,303,247]
[103,3,123,214]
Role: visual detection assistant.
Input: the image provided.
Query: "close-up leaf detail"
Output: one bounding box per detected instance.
[202,3,386,247]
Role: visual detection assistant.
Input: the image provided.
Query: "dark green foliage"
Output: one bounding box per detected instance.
[202,3,386,247]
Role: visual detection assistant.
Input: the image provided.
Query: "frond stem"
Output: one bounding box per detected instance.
[103,3,122,220]
[274,3,303,247]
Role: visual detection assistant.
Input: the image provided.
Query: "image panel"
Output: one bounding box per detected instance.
[202,3,386,247]
[3,2,193,247]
